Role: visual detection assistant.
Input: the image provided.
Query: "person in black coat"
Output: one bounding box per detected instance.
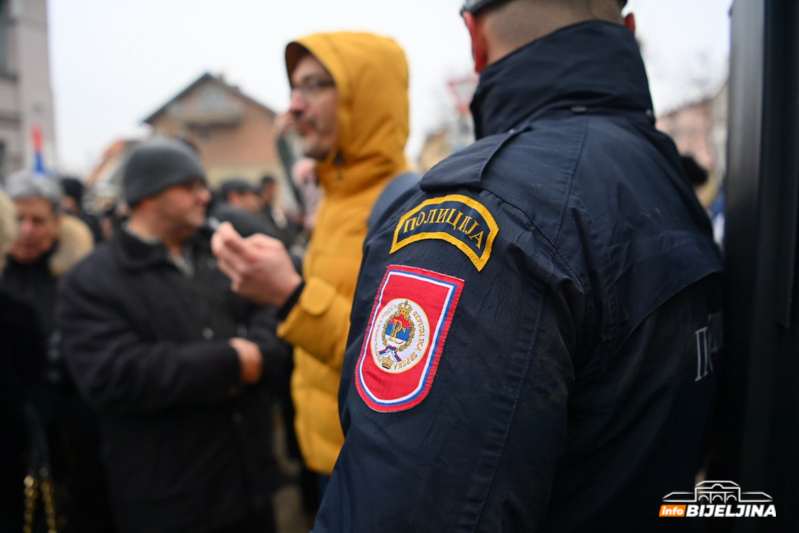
[1,173,94,338]
[2,174,113,532]
[0,190,45,533]
[58,138,290,533]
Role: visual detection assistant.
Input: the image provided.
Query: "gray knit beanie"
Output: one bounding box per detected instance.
[123,138,206,206]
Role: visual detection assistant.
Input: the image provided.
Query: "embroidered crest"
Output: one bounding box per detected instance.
[374,299,429,373]
[390,194,499,271]
[356,265,464,413]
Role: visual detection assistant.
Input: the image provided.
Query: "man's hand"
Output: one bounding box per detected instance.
[212,222,302,307]
[229,337,263,385]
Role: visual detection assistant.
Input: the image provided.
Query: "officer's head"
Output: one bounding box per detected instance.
[461,0,634,73]
[285,47,339,161]
[5,172,62,265]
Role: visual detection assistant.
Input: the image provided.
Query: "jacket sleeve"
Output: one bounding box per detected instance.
[314,189,580,532]
[276,275,352,371]
[245,303,293,382]
[58,269,242,415]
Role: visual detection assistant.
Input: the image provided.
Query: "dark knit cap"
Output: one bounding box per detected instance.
[123,138,206,206]
[60,177,85,203]
[219,178,257,201]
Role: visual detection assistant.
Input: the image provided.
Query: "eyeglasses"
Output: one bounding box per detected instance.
[290,77,335,101]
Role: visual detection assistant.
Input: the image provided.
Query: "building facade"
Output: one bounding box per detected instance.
[143,73,286,190]
[0,0,57,184]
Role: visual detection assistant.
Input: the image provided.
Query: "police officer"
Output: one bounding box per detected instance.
[312,0,723,531]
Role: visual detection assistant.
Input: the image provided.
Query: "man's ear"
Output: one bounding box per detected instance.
[463,12,489,74]
[624,12,636,35]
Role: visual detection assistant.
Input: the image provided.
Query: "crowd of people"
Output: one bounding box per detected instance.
[1,1,723,532]
[0,147,321,532]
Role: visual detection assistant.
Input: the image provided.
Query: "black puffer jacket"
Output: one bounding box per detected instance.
[58,226,290,533]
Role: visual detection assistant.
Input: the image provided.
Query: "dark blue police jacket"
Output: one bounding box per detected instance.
[316,21,723,533]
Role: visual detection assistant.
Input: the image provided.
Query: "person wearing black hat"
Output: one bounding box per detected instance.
[60,176,105,243]
[219,178,263,215]
[209,177,275,239]
[306,1,722,532]
[58,138,289,533]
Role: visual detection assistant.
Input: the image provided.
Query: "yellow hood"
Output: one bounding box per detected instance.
[286,32,410,197]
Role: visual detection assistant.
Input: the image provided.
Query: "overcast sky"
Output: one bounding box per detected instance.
[49,0,733,175]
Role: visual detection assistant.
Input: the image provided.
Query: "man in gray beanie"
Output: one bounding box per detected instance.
[58,138,290,533]
[122,137,207,208]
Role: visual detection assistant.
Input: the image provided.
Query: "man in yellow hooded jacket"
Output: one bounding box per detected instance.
[213,32,411,480]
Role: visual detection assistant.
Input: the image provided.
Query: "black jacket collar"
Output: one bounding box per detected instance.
[4,243,57,272]
[113,225,212,271]
[470,21,654,139]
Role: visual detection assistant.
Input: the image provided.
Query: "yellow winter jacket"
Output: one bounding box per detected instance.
[278,32,410,474]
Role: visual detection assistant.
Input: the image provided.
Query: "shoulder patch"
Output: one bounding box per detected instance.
[356,265,464,413]
[390,194,499,271]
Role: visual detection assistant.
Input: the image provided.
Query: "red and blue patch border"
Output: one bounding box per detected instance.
[355,265,464,413]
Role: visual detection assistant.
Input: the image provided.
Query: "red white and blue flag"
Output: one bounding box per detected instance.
[32,125,45,172]
[355,265,463,413]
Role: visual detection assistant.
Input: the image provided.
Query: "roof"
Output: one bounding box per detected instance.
[85,138,139,188]
[142,72,276,124]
